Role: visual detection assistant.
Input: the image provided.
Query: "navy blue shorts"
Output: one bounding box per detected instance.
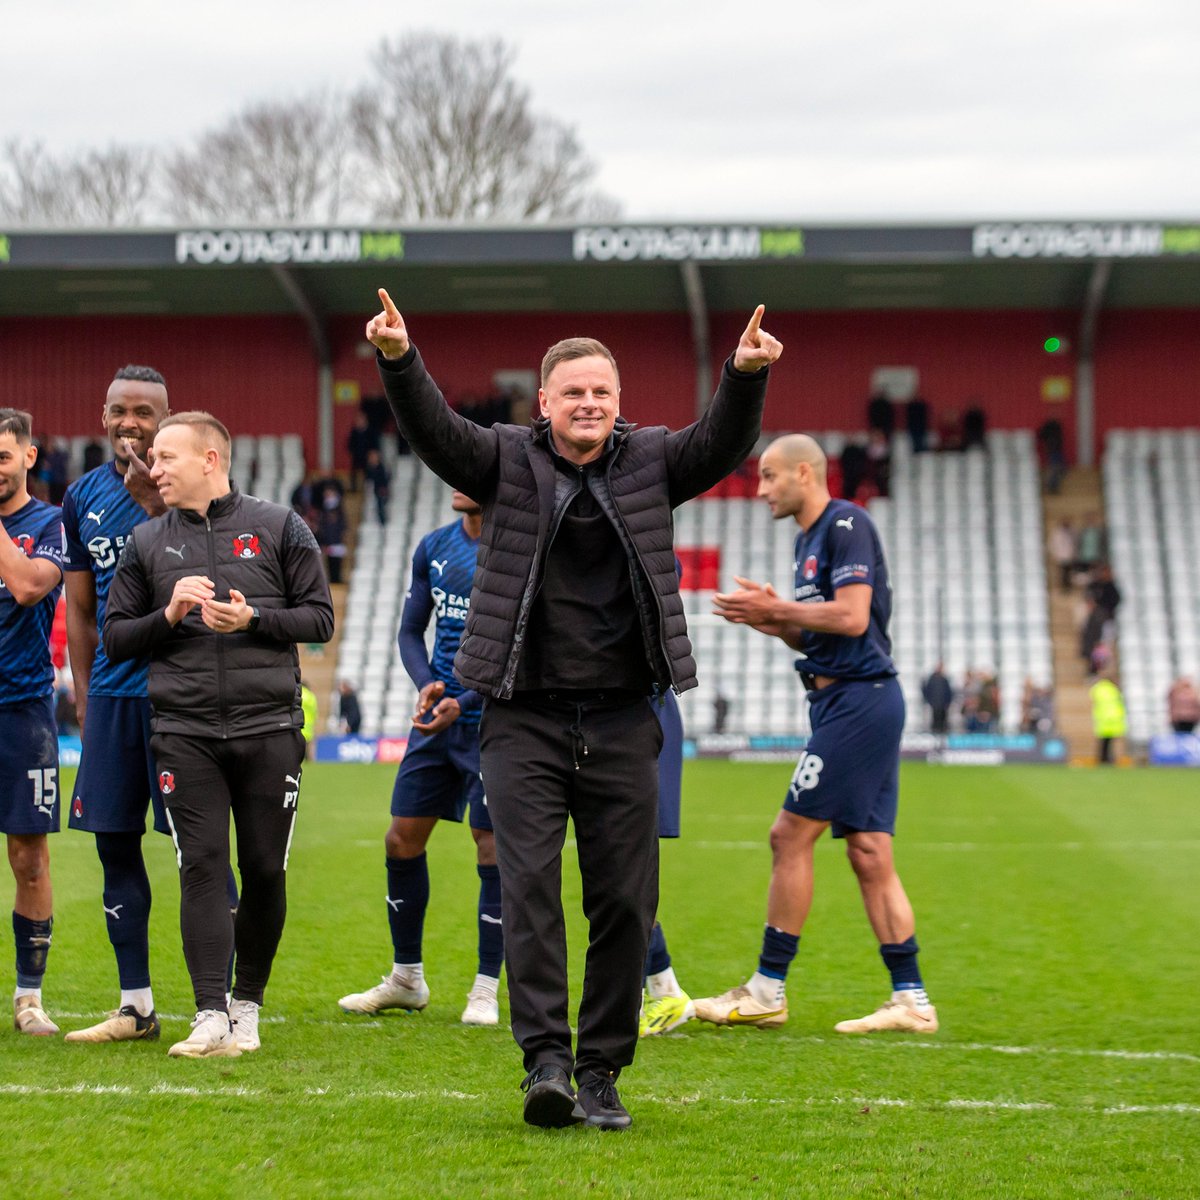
[0,695,60,835]
[69,695,168,835]
[783,676,904,838]
[653,693,683,839]
[391,719,490,830]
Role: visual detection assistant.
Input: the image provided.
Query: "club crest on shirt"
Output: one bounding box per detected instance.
[11,534,35,557]
[159,770,175,796]
[803,554,818,581]
[232,532,261,559]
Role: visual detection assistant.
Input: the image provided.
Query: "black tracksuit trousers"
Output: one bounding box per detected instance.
[479,692,661,1081]
[151,729,305,1011]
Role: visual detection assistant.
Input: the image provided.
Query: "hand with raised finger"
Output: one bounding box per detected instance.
[165,575,215,626]
[733,304,784,372]
[365,287,411,359]
[122,441,166,516]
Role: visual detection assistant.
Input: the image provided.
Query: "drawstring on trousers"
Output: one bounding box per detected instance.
[568,704,589,771]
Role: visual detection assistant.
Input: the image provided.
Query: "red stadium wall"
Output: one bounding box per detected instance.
[3,314,317,453]
[7,307,1199,471]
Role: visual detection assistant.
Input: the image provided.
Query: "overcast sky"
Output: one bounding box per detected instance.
[5,0,1199,221]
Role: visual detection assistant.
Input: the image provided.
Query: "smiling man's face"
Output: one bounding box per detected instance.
[538,355,620,466]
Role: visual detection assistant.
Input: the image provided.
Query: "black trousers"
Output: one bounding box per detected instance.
[151,729,305,1011]
[480,693,662,1080]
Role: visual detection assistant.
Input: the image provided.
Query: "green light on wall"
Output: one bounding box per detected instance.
[1044,337,1063,353]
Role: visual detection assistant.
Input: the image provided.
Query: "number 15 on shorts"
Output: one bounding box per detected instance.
[27,767,58,817]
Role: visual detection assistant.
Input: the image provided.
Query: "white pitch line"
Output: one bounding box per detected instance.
[3,1082,1197,1115]
[876,1039,1200,1065]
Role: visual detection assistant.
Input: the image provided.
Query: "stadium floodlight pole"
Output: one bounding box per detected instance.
[1076,260,1111,469]
[680,260,712,418]
[270,264,335,472]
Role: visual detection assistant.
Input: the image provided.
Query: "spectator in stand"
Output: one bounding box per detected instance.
[1168,677,1200,734]
[840,440,868,502]
[46,440,70,505]
[347,413,380,493]
[921,663,954,734]
[937,408,962,452]
[290,472,319,533]
[866,392,894,439]
[972,671,1000,732]
[712,691,730,735]
[364,448,391,525]
[962,406,986,451]
[905,397,929,454]
[300,680,318,755]
[1090,669,1126,764]
[1021,677,1055,735]
[82,437,106,474]
[1076,513,1106,575]
[1087,563,1121,620]
[338,680,362,735]
[315,484,347,584]
[1037,419,1066,495]
[960,669,982,728]
[865,429,891,498]
[1079,594,1109,673]
[1050,519,1077,593]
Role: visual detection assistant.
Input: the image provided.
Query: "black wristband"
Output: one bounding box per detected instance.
[246,607,260,633]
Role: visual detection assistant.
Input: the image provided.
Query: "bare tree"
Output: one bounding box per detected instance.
[352,33,619,221]
[164,92,351,224]
[0,139,156,226]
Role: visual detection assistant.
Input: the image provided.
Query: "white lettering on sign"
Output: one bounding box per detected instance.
[175,229,363,265]
[572,226,762,262]
[972,223,1164,259]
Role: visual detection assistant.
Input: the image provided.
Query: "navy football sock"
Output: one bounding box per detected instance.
[880,936,924,991]
[386,853,429,964]
[95,832,152,991]
[476,863,503,978]
[13,912,53,991]
[757,924,799,981]
[644,921,671,978]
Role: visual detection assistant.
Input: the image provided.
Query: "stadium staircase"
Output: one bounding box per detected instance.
[1041,467,1105,761]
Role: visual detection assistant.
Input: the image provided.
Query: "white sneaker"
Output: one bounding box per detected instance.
[461,987,499,1026]
[14,994,59,1037]
[167,1010,242,1058]
[338,974,430,1015]
[228,999,261,1051]
[834,992,939,1034]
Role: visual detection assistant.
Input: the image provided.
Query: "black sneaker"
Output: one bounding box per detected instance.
[521,1065,585,1128]
[575,1070,632,1130]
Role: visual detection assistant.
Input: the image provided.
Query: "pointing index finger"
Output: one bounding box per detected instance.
[743,304,765,340]
[377,288,400,319]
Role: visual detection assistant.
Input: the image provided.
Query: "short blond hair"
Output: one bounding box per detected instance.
[158,411,231,470]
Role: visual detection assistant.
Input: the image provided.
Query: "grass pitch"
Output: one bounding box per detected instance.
[3,762,1198,1199]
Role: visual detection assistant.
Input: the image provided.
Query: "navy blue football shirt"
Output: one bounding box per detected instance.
[61,462,153,698]
[0,498,64,705]
[398,519,481,724]
[791,498,896,681]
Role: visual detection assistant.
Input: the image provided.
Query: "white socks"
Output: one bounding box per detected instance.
[121,987,154,1016]
[646,967,683,999]
[471,973,499,999]
[748,971,786,1008]
[393,962,424,985]
[893,986,931,1008]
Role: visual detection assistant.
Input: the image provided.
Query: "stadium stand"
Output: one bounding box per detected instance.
[1103,428,1200,742]
[337,433,1053,741]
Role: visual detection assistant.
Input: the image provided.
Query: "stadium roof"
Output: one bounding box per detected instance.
[2,220,1200,318]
